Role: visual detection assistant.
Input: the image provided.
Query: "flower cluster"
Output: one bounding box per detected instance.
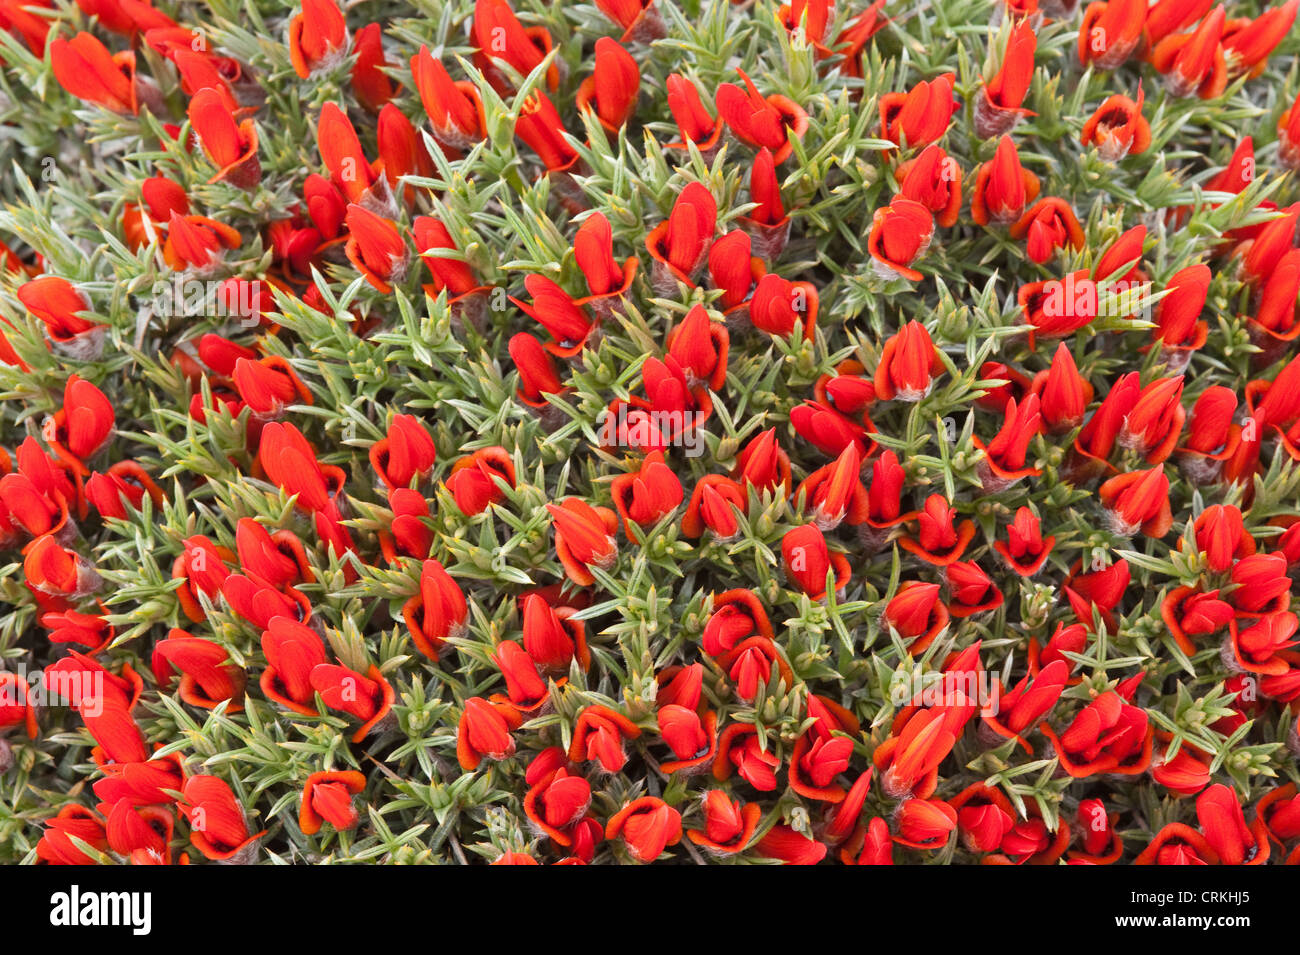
[1,0,1299,866]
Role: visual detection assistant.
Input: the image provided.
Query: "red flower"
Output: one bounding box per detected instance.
[574,211,637,303]
[867,196,933,281]
[1010,197,1085,264]
[569,704,640,772]
[316,102,380,207]
[514,90,577,171]
[610,451,683,535]
[1161,586,1235,656]
[748,273,818,340]
[36,805,108,865]
[345,204,408,292]
[576,37,640,132]
[1099,466,1173,538]
[900,494,976,565]
[457,696,518,770]
[1227,611,1298,676]
[377,104,434,203]
[188,87,259,188]
[546,497,618,586]
[665,73,723,153]
[686,790,760,854]
[351,23,394,111]
[1150,5,1227,99]
[50,32,138,114]
[473,0,556,92]
[896,145,962,228]
[153,630,245,711]
[521,592,589,674]
[875,320,940,401]
[411,46,485,150]
[52,374,114,466]
[260,616,328,714]
[1197,783,1268,864]
[994,506,1056,576]
[369,414,436,491]
[1080,88,1151,160]
[1078,0,1146,70]
[1222,0,1297,78]
[401,558,468,660]
[289,0,348,78]
[1041,689,1152,777]
[445,446,517,515]
[17,276,103,347]
[299,770,366,835]
[311,663,393,741]
[755,824,828,864]
[179,774,264,862]
[974,392,1042,488]
[509,332,566,407]
[895,797,958,850]
[1120,375,1185,463]
[493,641,549,710]
[25,534,101,597]
[0,670,38,739]
[714,69,808,164]
[645,182,717,291]
[1154,263,1212,350]
[665,304,728,390]
[259,421,345,514]
[951,784,1015,853]
[883,581,950,654]
[975,19,1036,138]
[233,356,313,420]
[797,443,868,530]
[511,274,594,356]
[879,72,957,148]
[605,796,682,862]
[972,135,1040,226]
[946,561,1004,617]
[781,523,851,600]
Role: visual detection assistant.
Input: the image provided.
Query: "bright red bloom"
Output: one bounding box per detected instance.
[1042,690,1152,777]
[445,446,516,516]
[299,770,366,836]
[153,630,244,710]
[457,696,518,770]
[260,616,328,714]
[50,32,137,114]
[714,69,807,163]
[289,0,347,78]
[576,37,640,132]
[514,90,576,170]
[610,451,683,535]
[976,19,1037,138]
[875,320,940,401]
[748,273,817,340]
[369,414,436,491]
[1099,466,1173,538]
[605,796,682,862]
[180,774,264,861]
[1010,197,1086,264]
[879,72,957,148]
[896,145,963,228]
[402,558,468,660]
[411,46,485,149]
[867,196,933,281]
[1080,88,1151,160]
[646,182,717,290]
[188,86,259,188]
[781,523,851,600]
[521,592,589,674]
[1078,0,1146,70]
[895,797,958,850]
[972,136,1040,226]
